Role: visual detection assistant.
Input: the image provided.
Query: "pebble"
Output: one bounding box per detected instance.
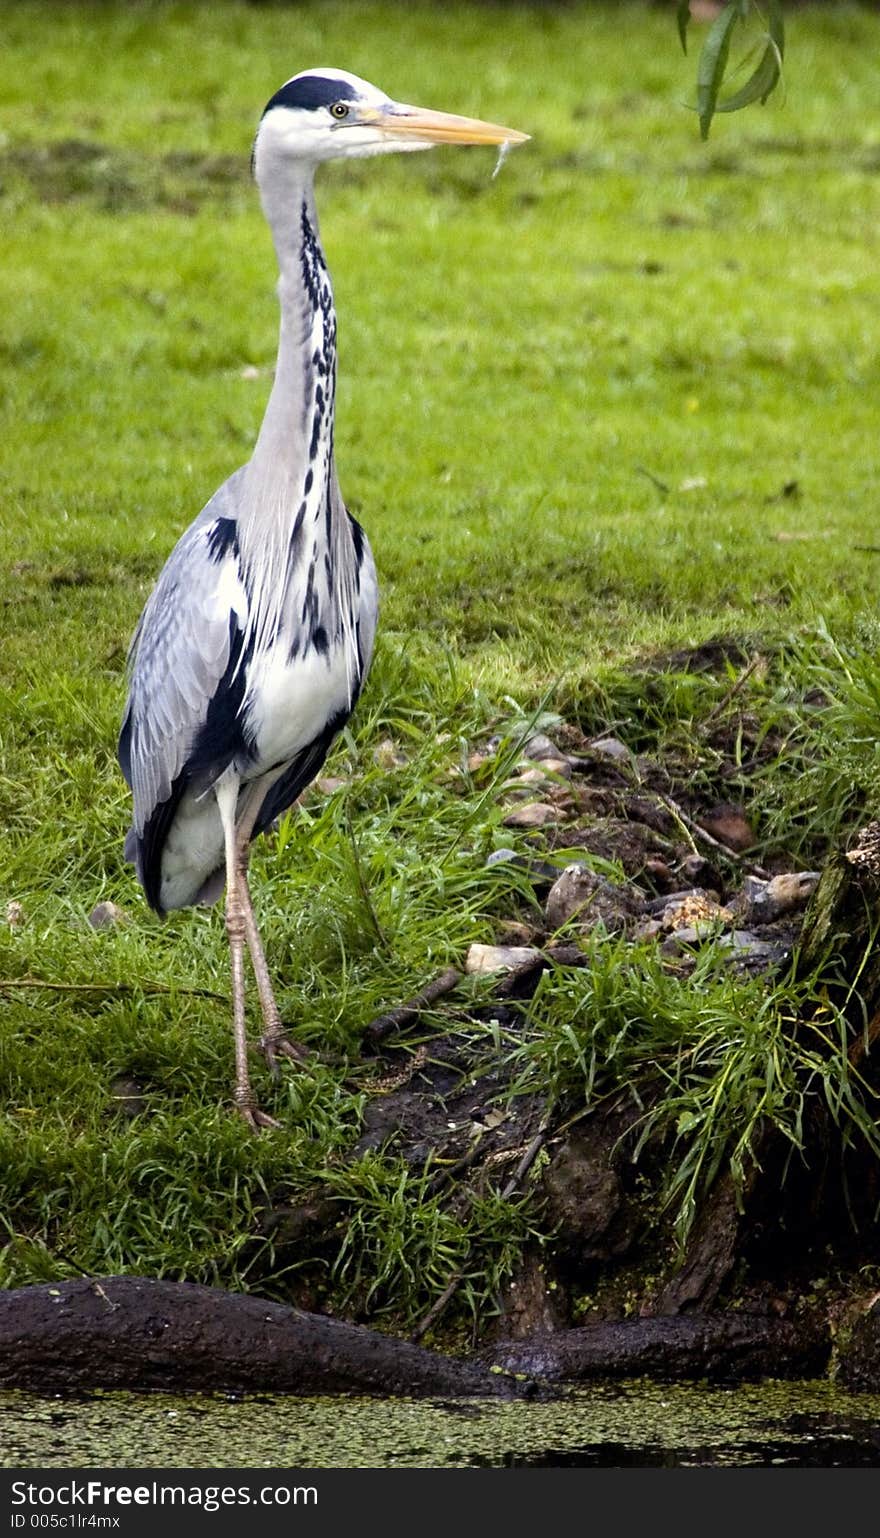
[659,892,733,934]
[502,801,560,829]
[316,776,346,795]
[5,900,24,928]
[545,864,634,935]
[523,732,565,761]
[738,871,821,925]
[465,944,543,976]
[588,736,631,762]
[88,901,128,932]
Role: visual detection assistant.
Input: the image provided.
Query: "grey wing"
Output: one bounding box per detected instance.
[118,468,249,841]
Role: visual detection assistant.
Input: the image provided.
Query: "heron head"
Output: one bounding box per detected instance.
[253,68,528,171]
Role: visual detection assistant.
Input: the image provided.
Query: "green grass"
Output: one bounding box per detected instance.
[2,1,880,1330]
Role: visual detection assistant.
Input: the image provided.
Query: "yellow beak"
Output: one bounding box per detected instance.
[368,103,529,147]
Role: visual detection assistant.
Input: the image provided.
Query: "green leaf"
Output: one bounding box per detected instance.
[696,1,744,140]
[715,40,780,114]
[717,0,785,115]
[677,0,692,54]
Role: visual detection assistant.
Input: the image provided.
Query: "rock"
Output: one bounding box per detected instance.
[523,732,564,761]
[588,736,631,762]
[633,918,664,942]
[699,803,755,853]
[516,767,549,786]
[659,892,733,933]
[721,931,793,970]
[315,775,347,795]
[535,757,573,780]
[5,900,24,928]
[88,901,128,932]
[737,871,821,925]
[545,865,634,935]
[502,801,560,829]
[464,944,543,976]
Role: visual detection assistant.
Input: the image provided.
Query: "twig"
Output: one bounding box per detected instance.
[655,793,770,880]
[365,966,462,1043]
[0,976,228,1002]
[410,1272,464,1344]
[635,464,670,495]
[501,1123,549,1200]
[701,653,763,728]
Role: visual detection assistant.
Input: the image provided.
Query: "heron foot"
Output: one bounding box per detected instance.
[258,1028,310,1077]
[233,1088,283,1132]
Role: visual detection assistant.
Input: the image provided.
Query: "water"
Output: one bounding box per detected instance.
[2,1381,880,1467]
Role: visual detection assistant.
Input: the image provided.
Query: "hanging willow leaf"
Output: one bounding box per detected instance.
[696,2,743,141]
[716,0,785,114]
[677,0,692,53]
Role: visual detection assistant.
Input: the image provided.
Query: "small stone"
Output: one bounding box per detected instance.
[846,823,880,875]
[589,736,631,762]
[545,864,634,935]
[5,900,24,928]
[88,901,128,932]
[516,767,549,786]
[699,803,755,853]
[468,751,490,773]
[523,732,564,761]
[535,757,573,780]
[659,892,733,933]
[739,871,821,925]
[722,930,793,970]
[634,917,664,942]
[465,944,543,976]
[502,802,560,829]
[316,776,346,795]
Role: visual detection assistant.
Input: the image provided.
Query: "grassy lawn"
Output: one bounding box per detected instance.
[1,1,879,1329]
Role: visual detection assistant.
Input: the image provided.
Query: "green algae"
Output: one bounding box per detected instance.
[2,1381,880,1468]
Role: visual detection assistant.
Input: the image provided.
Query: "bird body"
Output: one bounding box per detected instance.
[118,69,527,1125]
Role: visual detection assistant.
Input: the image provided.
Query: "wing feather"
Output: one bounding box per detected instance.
[119,470,249,840]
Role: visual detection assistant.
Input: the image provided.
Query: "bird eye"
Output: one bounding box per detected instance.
[330,101,350,120]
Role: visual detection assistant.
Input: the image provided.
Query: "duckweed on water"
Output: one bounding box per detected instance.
[3,1382,880,1469]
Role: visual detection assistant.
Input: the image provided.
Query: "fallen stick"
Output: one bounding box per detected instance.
[365,967,463,1043]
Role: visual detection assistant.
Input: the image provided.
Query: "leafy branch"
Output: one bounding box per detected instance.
[678,0,786,139]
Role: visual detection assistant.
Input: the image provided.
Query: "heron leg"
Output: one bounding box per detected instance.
[234,776,309,1075]
[215,770,281,1131]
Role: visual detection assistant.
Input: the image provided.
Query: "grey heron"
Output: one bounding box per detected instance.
[118,68,528,1129]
